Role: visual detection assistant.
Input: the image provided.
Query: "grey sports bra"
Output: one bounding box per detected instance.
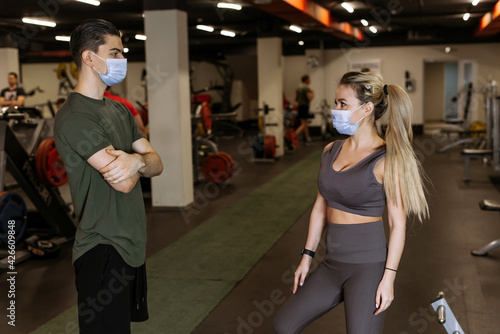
[317,140,386,217]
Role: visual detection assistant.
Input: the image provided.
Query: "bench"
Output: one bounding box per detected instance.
[471,199,500,256]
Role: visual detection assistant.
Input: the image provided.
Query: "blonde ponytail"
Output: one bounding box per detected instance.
[339,72,429,221]
[384,84,429,221]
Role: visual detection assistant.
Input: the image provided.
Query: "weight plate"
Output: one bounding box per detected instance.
[36,138,68,187]
[217,152,235,176]
[264,135,276,159]
[202,154,231,183]
[0,192,27,244]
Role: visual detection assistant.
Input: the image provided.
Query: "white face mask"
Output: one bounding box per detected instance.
[91,52,127,86]
[330,103,366,135]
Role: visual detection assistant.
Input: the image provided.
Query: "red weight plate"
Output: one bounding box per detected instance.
[36,138,68,187]
[217,152,235,176]
[202,154,230,183]
[264,135,276,159]
[201,101,212,134]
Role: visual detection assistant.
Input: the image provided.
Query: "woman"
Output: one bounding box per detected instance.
[273,71,429,334]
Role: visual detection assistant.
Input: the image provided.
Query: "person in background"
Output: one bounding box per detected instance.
[0,72,26,107]
[104,86,148,137]
[56,97,66,109]
[294,74,314,142]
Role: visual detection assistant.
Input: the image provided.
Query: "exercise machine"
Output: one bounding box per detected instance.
[0,114,76,269]
[461,81,498,181]
[471,199,500,256]
[430,291,465,334]
[252,102,278,162]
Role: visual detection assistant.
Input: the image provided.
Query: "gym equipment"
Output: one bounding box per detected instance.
[461,82,498,181]
[284,129,299,151]
[25,235,65,258]
[190,61,244,137]
[0,192,27,244]
[440,83,488,153]
[471,199,500,256]
[252,103,278,161]
[430,291,465,334]
[201,152,235,184]
[35,138,68,187]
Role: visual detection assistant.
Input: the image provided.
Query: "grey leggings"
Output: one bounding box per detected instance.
[273,221,387,334]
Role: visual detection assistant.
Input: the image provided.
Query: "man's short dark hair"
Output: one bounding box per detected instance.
[70,19,121,70]
[301,74,309,83]
[8,72,17,79]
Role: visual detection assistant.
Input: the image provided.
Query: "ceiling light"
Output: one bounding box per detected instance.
[472,0,480,6]
[445,47,451,53]
[341,2,354,13]
[298,41,304,46]
[360,19,368,26]
[123,47,129,53]
[463,12,470,21]
[217,3,242,10]
[220,30,236,37]
[135,34,147,40]
[196,25,215,32]
[289,25,302,33]
[22,18,56,27]
[369,26,378,33]
[75,0,100,6]
[55,35,70,42]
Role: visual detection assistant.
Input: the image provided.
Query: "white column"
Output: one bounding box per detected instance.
[144,9,193,207]
[257,37,284,157]
[0,48,20,82]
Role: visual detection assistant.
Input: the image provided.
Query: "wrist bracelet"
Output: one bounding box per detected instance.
[385,267,397,273]
[301,248,315,258]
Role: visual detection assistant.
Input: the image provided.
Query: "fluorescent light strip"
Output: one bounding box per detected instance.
[217,3,242,10]
[472,0,480,6]
[360,19,368,27]
[55,35,71,42]
[22,18,56,27]
[135,34,147,40]
[369,26,377,33]
[75,0,100,6]
[341,2,354,13]
[220,30,236,37]
[463,12,470,21]
[289,25,302,33]
[196,25,215,32]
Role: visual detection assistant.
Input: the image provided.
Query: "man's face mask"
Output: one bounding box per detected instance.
[330,103,367,136]
[91,52,127,86]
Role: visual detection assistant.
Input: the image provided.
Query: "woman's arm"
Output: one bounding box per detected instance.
[293,190,327,293]
[375,163,406,315]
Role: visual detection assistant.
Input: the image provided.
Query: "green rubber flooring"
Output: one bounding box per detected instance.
[30,148,322,334]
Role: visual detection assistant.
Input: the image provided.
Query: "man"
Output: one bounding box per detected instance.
[104,86,148,137]
[0,72,26,107]
[294,74,314,142]
[54,19,163,333]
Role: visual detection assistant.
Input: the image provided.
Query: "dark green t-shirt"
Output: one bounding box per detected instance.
[54,92,146,267]
[296,84,311,107]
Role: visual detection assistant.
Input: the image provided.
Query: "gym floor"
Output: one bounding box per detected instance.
[1,128,500,334]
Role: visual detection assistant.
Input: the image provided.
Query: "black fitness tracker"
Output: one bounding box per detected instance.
[301,248,315,258]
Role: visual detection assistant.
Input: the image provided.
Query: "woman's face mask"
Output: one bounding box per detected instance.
[331,103,367,136]
[91,52,127,86]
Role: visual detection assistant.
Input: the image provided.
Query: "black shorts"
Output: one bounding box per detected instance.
[74,244,148,334]
[297,105,310,120]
